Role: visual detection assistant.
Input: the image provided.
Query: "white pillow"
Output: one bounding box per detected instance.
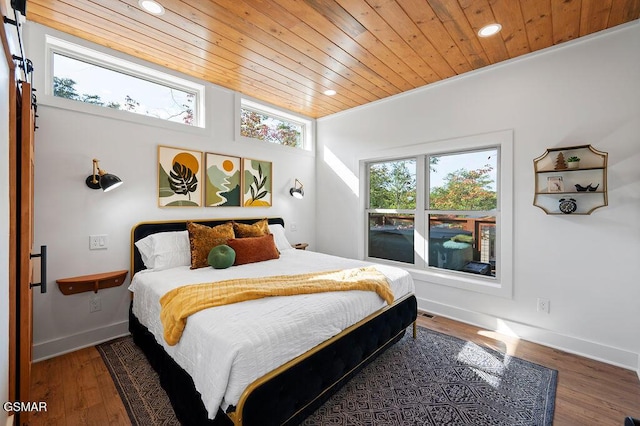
[135,230,191,270]
[268,224,294,251]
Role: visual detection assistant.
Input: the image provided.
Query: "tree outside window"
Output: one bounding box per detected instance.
[369,160,416,209]
[52,53,197,126]
[240,107,302,148]
[366,148,499,278]
[367,159,416,264]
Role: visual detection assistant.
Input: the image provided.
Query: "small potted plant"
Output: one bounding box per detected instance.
[567,156,580,169]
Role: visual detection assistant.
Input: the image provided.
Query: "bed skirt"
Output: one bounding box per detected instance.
[129,294,418,425]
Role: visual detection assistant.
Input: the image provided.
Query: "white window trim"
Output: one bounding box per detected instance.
[360,130,513,298]
[235,94,315,156]
[42,35,207,131]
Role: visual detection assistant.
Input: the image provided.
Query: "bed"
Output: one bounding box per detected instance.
[129,217,418,425]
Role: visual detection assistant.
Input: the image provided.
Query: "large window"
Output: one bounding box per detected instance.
[239,98,313,151]
[365,133,512,294]
[46,36,205,127]
[427,149,497,276]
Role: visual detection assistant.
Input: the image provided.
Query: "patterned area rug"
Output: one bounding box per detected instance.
[97,337,180,426]
[97,327,557,426]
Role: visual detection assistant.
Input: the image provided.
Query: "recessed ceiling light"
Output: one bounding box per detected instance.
[478,23,502,37]
[139,0,165,15]
[324,89,337,96]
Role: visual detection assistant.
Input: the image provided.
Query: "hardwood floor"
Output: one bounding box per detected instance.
[29,345,129,425]
[29,314,640,425]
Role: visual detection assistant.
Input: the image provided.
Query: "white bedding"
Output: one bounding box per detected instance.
[129,249,415,419]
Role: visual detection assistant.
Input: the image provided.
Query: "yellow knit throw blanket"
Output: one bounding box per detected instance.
[159,266,393,346]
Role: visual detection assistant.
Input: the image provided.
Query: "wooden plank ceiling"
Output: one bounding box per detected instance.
[26,0,640,118]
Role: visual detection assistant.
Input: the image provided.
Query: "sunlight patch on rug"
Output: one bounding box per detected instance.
[457,341,510,388]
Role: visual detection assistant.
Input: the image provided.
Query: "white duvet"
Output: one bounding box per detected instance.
[129,249,415,419]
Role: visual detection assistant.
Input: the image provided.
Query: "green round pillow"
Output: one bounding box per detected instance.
[207,245,236,269]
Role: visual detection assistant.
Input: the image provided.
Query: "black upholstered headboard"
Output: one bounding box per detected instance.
[131,217,285,275]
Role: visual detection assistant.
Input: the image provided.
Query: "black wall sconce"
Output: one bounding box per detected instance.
[289,178,304,199]
[86,159,123,192]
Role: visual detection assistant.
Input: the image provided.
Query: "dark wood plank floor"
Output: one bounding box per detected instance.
[29,314,640,425]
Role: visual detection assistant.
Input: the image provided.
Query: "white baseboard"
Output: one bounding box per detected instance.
[417,297,639,371]
[32,321,129,362]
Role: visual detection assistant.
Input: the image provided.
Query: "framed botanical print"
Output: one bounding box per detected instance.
[158,145,203,207]
[242,158,272,207]
[205,153,242,207]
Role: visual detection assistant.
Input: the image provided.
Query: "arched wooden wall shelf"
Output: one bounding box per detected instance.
[533,145,608,215]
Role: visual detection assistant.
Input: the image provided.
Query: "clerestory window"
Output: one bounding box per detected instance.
[46,36,205,127]
[238,97,313,151]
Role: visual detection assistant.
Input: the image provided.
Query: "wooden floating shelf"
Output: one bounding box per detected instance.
[56,270,128,295]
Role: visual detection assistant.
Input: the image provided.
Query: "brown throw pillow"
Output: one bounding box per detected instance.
[187,222,235,269]
[233,218,270,238]
[227,233,280,265]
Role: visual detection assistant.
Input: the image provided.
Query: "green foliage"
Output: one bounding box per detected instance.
[429,165,496,211]
[53,77,79,99]
[80,93,104,106]
[369,160,416,209]
[429,156,439,172]
[124,95,139,112]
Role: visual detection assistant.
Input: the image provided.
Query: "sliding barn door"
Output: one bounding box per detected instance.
[16,80,36,425]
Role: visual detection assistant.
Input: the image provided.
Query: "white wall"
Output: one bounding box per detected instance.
[26,23,316,360]
[316,23,640,370]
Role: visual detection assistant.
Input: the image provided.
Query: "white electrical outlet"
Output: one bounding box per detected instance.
[89,234,108,250]
[89,294,102,313]
[537,298,550,313]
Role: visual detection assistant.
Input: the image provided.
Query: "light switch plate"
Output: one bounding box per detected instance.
[89,234,108,250]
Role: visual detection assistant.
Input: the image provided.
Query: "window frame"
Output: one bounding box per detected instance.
[361,130,513,298]
[43,35,206,130]
[235,95,315,155]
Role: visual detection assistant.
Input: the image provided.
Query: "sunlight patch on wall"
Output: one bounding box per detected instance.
[323,146,359,196]
[495,318,520,338]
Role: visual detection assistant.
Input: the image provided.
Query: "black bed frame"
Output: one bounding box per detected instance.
[130,217,418,425]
